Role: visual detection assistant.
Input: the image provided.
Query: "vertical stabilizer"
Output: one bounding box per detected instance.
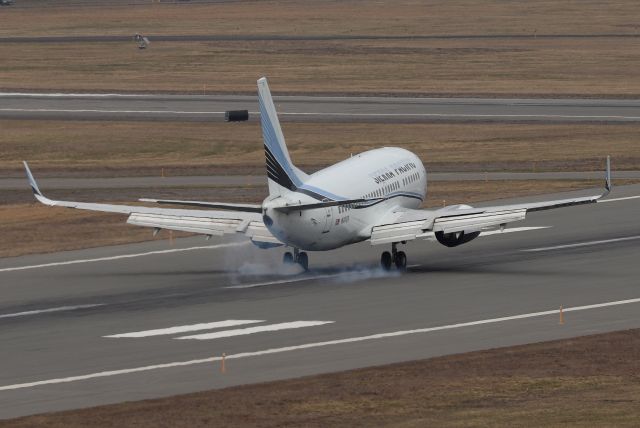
[257,77,306,196]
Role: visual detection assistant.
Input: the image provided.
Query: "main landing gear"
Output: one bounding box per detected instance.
[283,248,309,271]
[380,242,407,271]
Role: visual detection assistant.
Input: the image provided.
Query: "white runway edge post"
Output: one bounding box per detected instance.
[3,297,640,392]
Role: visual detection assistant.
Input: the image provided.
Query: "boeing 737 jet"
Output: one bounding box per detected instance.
[24,77,611,271]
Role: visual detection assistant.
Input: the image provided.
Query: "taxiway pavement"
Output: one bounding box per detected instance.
[3,93,640,122]
[0,184,639,419]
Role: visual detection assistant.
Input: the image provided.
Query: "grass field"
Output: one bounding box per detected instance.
[2,38,639,96]
[1,1,640,95]
[4,328,640,427]
[2,121,636,177]
[3,0,639,38]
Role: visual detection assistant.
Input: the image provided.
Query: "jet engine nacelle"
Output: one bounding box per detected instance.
[435,230,481,248]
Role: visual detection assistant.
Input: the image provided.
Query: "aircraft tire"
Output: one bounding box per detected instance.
[395,251,407,270]
[298,252,309,271]
[283,252,294,264]
[381,251,392,270]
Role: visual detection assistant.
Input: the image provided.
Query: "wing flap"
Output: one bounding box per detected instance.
[127,213,241,236]
[433,208,527,234]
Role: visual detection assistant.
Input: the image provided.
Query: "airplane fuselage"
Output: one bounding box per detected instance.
[263,147,427,250]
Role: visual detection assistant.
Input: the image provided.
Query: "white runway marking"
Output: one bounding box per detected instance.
[105,320,264,338]
[0,92,159,98]
[225,274,343,289]
[177,321,334,340]
[0,304,104,319]
[2,108,640,121]
[2,296,640,391]
[599,195,640,203]
[0,242,244,273]
[0,108,224,115]
[522,235,640,252]
[481,226,550,236]
[279,112,640,120]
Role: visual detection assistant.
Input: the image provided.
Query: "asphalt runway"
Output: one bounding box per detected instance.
[3,93,640,122]
[0,184,639,419]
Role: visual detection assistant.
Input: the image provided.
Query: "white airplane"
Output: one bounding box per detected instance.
[24,77,612,271]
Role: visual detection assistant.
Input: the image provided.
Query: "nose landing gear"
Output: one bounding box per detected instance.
[380,242,407,271]
[283,248,309,271]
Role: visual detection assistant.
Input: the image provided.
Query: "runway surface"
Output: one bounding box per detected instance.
[3,171,640,190]
[0,184,639,419]
[3,93,640,123]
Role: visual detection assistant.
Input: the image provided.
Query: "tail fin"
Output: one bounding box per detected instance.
[257,77,306,196]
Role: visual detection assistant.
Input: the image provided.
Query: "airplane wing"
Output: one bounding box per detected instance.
[23,162,281,247]
[370,157,612,246]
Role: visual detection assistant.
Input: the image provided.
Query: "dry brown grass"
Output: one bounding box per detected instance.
[2,38,640,96]
[2,0,640,38]
[2,1,640,95]
[4,328,640,427]
[1,179,623,258]
[2,120,638,176]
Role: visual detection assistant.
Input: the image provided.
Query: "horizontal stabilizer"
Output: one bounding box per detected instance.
[274,197,382,213]
[139,198,262,213]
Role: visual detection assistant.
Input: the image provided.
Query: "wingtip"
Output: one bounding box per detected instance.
[605,155,612,191]
[23,161,43,198]
[601,155,612,198]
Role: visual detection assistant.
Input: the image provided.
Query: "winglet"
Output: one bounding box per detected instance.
[605,155,612,195]
[23,161,53,205]
[23,161,43,197]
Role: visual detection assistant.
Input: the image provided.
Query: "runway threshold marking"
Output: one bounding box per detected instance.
[522,235,640,252]
[0,304,104,320]
[105,320,264,338]
[176,321,334,340]
[0,242,244,273]
[3,296,640,392]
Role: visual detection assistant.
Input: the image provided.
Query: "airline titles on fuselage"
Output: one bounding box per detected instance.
[371,160,418,185]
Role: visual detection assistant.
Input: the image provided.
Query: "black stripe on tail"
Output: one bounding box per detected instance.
[265,144,296,191]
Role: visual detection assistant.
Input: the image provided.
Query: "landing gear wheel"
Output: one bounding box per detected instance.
[381,251,392,270]
[395,251,407,270]
[283,252,294,264]
[297,252,309,271]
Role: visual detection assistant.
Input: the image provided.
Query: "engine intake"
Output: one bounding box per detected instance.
[435,230,481,247]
